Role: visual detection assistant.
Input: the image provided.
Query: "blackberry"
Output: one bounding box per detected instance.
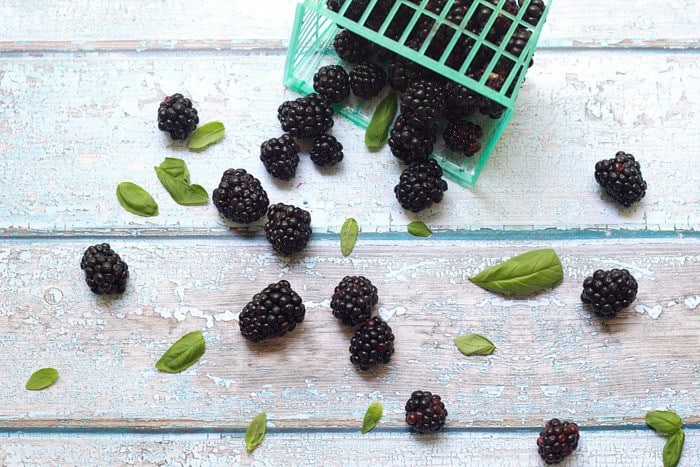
[349,316,395,370]
[327,0,370,22]
[333,30,372,63]
[537,418,580,464]
[594,151,647,207]
[313,65,350,104]
[239,280,305,342]
[80,243,129,295]
[157,93,199,140]
[581,269,638,318]
[388,111,438,164]
[443,81,485,119]
[387,58,429,93]
[264,203,312,256]
[278,93,334,139]
[310,134,344,167]
[479,97,507,119]
[405,390,448,433]
[506,27,532,58]
[394,159,448,212]
[260,134,300,180]
[521,0,546,26]
[330,275,379,326]
[443,120,483,157]
[212,168,270,224]
[400,78,447,122]
[350,62,387,99]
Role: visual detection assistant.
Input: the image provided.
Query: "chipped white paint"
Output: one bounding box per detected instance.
[685,295,700,310]
[635,304,664,320]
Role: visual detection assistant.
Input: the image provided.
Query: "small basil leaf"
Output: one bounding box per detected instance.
[407,221,432,237]
[646,410,683,435]
[26,368,58,390]
[454,334,495,356]
[245,412,267,453]
[365,92,397,149]
[155,331,205,373]
[158,157,190,184]
[340,218,359,257]
[155,167,209,205]
[116,182,159,217]
[188,121,225,150]
[468,248,563,296]
[361,402,383,434]
[663,430,684,467]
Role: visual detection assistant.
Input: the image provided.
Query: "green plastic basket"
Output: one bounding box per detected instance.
[284,0,550,186]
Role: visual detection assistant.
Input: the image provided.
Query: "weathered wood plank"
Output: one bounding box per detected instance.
[1,237,698,427]
[0,51,697,234]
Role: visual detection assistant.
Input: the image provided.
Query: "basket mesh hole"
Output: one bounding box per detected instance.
[405,14,436,50]
[364,0,396,32]
[384,4,415,40]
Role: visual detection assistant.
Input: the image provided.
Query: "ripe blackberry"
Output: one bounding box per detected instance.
[387,58,429,93]
[213,168,270,224]
[537,418,580,464]
[80,243,129,295]
[264,203,312,256]
[581,269,638,318]
[239,280,305,342]
[443,120,483,157]
[330,275,379,326]
[333,30,372,63]
[521,0,546,26]
[479,97,507,119]
[260,134,300,180]
[506,27,532,58]
[394,159,448,212]
[157,93,199,140]
[594,151,647,207]
[310,134,344,167]
[443,81,485,119]
[400,78,447,122]
[350,62,387,99]
[405,390,448,433]
[388,111,438,164]
[350,316,395,370]
[278,93,334,139]
[313,65,350,104]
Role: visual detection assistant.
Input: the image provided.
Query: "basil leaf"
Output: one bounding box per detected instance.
[365,92,397,149]
[663,430,684,467]
[454,334,495,356]
[116,182,159,217]
[407,221,432,237]
[646,410,683,435]
[188,121,225,150]
[468,248,563,295]
[26,368,58,390]
[340,218,359,257]
[361,402,383,434]
[155,167,209,205]
[245,412,267,453]
[155,331,205,373]
[158,157,190,184]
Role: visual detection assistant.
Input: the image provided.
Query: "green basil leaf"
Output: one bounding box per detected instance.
[663,430,684,467]
[646,410,683,435]
[188,121,225,150]
[245,412,267,453]
[365,92,397,149]
[158,157,190,184]
[25,368,58,390]
[340,218,359,257]
[407,221,432,237]
[155,167,209,205]
[468,248,563,295]
[116,182,159,217]
[361,402,383,434]
[454,334,495,356]
[155,331,205,373]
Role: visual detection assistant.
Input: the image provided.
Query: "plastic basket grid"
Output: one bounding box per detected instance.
[284,0,551,186]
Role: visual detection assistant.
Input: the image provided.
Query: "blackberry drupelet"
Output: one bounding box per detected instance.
[333,30,372,63]
[330,275,379,326]
[260,134,301,180]
[349,316,395,370]
[277,93,334,139]
[388,111,438,164]
[581,269,638,318]
[405,390,448,433]
[394,159,448,212]
[400,78,447,122]
[239,280,306,342]
[387,58,429,93]
[313,65,351,104]
[443,120,483,157]
[537,418,580,464]
[349,62,387,99]
[594,151,647,207]
[157,93,199,140]
[443,81,485,119]
[80,243,129,295]
[212,168,270,224]
[264,203,312,255]
[310,134,344,167]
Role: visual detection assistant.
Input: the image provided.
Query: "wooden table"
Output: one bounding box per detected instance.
[1,1,698,465]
